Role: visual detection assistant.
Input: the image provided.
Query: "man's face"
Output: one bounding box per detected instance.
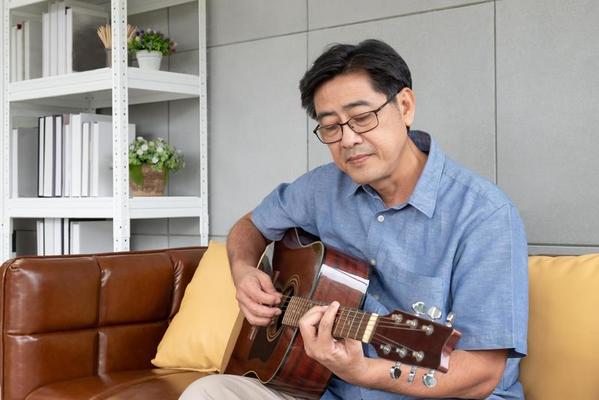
[313,70,415,187]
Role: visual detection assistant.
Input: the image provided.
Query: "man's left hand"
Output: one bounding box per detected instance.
[298,301,371,385]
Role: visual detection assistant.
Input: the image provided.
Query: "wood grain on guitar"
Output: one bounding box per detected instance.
[225,228,461,399]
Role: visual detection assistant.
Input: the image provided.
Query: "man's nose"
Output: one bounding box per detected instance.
[339,124,362,148]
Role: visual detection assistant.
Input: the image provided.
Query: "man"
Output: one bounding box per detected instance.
[181,39,528,399]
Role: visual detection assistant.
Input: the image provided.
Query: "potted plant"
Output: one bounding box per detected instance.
[129,136,185,196]
[128,28,177,70]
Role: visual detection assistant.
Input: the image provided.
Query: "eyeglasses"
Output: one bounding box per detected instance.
[313,91,400,144]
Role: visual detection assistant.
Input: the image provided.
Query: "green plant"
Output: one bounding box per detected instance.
[128,28,176,56]
[129,137,185,184]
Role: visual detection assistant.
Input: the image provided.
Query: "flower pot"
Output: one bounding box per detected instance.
[136,50,162,70]
[129,164,168,196]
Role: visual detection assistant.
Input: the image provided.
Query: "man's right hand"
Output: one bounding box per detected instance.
[232,264,282,326]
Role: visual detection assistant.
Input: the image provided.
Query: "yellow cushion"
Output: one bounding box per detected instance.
[152,241,243,372]
[522,254,599,400]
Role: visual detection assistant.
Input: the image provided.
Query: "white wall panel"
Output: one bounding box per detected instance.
[496,0,599,245]
[208,34,308,236]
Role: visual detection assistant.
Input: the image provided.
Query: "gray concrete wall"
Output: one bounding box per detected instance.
[133,0,599,255]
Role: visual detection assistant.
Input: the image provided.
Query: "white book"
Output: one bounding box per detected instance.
[37,117,45,196]
[50,2,58,75]
[54,218,63,254]
[16,24,24,81]
[10,26,17,82]
[81,122,90,197]
[36,219,44,255]
[11,127,39,198]
[57,2,66,75]
[70,113,82,197]
[63,218,70,254]
[42,13,49,77]
[90,122,99,196]
[63,122,71,196]
[24,20,43,80]
[43,116,54,197]
[54,115,63,197]
[69,220,112,254]
[43,218,55,255]
[65,7,73,73]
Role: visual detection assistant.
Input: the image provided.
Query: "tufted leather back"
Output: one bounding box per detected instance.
[0,247,206,400]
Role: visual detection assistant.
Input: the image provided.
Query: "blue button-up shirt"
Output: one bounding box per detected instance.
[252,131,528,400]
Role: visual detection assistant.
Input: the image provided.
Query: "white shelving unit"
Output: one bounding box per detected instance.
[0,0,208,262]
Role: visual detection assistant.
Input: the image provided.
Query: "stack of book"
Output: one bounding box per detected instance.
[35,218,112,255]
[42,0,108,77]
[11,113,136,198]
[10,19,43,81]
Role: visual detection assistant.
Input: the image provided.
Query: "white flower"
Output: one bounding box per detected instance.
[141,144,148,151]
[152,157,159,164]
[136,149,143,156]
[136,136,144,141]
[157,146,164,153]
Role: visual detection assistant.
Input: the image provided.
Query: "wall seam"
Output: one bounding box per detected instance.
[207,0,495,49]
[493,0,498,185]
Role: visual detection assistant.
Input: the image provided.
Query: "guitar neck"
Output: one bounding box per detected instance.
[282,296,378,343]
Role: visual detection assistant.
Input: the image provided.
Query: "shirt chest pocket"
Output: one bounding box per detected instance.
[379,266,445,317]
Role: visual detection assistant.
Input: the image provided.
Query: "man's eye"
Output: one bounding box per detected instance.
[320,125,339,135]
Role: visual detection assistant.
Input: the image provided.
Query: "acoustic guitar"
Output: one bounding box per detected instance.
[225,228,461,398]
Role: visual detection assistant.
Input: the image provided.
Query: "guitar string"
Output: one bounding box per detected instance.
[276,295,429,331]
[275,294,435,329]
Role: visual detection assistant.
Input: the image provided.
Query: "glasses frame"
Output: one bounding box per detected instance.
[312,91,400,144]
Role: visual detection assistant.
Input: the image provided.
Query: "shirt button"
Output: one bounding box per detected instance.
[370,259,377,266]
[377,215,385,222]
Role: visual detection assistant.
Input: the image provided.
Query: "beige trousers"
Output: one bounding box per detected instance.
[179,374,302,400]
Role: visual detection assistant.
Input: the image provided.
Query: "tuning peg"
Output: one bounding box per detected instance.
[446,312,456,327]
[426,306,442,320]
[422,370,437,388]
[411,301,427,316]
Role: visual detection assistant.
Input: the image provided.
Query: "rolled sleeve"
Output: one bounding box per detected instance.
[451,203,528,357]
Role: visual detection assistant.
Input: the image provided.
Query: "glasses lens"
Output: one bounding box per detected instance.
[348,112,377,133]
[316,125,342,143]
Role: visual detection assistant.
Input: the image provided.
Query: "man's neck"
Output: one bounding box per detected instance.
[371,138,428,208]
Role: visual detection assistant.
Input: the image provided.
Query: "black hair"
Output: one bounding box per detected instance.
[299,39,412,120]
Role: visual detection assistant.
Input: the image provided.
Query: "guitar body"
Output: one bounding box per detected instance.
[225,228,370,399]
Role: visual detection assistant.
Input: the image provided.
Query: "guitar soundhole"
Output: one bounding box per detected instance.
[266,277,298,342]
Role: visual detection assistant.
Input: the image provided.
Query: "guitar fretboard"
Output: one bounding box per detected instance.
[281,296,378,343]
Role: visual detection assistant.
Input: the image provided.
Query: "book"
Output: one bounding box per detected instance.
[10,25,16,82]
[42,116,54,197]
[37,117,44,196]
[54,115,63,197]
[16,23,24,81]
[42,13,49,77]
[49,1,58,75]
[63,122,71,197]
[81,122,90,197]
[36,219,44,255]
[57,1,66,75]
[24,19,43,80]
[11,127,39,198]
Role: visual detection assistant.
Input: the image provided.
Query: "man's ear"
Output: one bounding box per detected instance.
[398,88,416,127]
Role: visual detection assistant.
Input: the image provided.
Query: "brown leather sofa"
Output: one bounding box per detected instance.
[0,247,213,400]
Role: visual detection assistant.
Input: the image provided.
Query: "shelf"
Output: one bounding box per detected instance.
[6,196,203,219]
[9,67,200,108]
[9,0,195,16]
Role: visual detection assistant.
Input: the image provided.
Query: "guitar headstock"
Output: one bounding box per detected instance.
[371,304,461,373]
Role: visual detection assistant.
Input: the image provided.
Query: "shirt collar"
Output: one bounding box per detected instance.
[345,130,445,218]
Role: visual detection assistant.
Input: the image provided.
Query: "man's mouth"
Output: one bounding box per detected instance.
[346,153,371,164]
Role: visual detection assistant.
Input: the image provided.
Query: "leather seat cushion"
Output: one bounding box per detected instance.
[25,369,209,400]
